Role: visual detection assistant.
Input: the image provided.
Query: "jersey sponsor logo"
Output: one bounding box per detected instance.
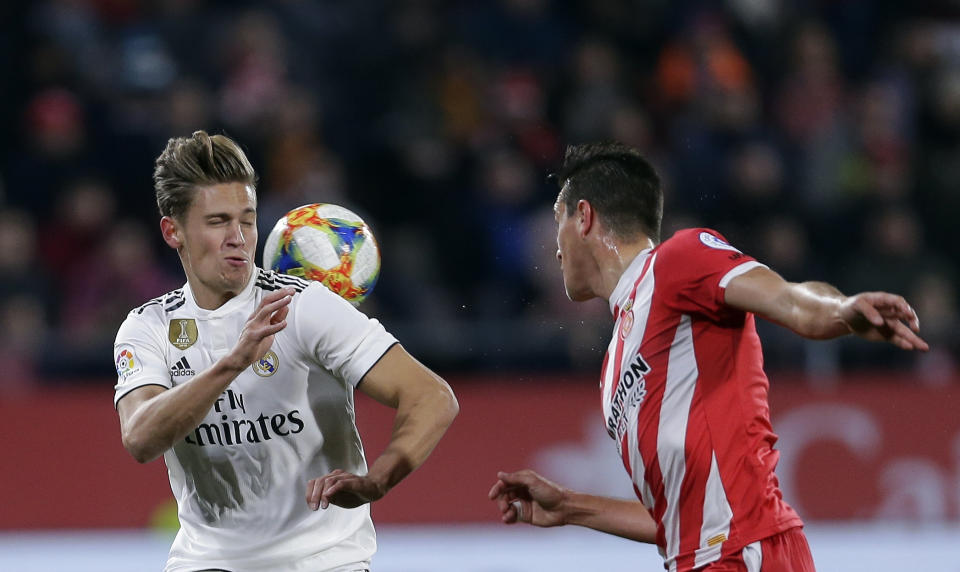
[606,353,651,441]
[115,345,142,379]
[253,350,279,377]
[170,356,196,378]
[184,388,305,447]
[698,231,741,253]
[169,319,198,350]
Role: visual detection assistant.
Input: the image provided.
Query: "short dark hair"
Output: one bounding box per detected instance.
[153,130,258,221]
[552,142,663,243]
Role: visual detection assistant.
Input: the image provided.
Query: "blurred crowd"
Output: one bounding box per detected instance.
[1,0,958,389]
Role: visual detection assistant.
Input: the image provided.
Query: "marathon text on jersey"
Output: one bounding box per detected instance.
[607,353,651,441]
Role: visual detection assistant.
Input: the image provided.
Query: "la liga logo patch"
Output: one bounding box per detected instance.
[699,231,741,253]
[115,344,142,379]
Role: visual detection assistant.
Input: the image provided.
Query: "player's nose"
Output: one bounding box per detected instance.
[226,223,246,245]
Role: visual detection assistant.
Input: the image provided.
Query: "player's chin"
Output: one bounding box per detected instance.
[220,266,252,288]
[564,284,594,303]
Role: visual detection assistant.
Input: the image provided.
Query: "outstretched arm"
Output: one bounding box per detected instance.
[489,470,657,544]
[724,266,928,351]
[306,345,458,510]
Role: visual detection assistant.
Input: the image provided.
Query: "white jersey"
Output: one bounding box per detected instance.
[113,269,397,572]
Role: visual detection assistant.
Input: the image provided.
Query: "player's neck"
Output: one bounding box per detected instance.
[186,269,252,310]
[593,234,655,301]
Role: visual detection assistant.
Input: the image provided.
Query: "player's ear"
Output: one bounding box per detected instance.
[576,200,593,237]
[160,216,183,249]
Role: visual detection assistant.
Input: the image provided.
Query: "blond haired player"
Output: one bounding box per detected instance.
[114,131,458,571]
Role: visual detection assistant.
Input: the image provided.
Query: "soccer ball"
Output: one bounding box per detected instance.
[262,203,381,304]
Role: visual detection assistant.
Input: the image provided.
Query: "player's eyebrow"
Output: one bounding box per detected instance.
[205,208,256,218]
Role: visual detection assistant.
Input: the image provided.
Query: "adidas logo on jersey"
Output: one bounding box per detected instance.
[170,356,196,377]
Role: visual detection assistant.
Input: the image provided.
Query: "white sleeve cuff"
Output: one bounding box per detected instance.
[719,261,768,288]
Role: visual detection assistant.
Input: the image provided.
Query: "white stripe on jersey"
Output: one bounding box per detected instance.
[718,261,767,288]
[742,539,763,572]
[693,452,734,568]
[658,314,698,571]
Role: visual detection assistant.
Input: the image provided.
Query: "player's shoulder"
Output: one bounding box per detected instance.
[656,228,739,256]
[127,287,187,320]
[118,287,185,341]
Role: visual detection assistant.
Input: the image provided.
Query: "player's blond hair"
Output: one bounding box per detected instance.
[153,130,258,221]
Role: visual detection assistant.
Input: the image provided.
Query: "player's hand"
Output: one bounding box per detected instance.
[306,470,387,510]
[488,470,568,528]
[228,287,294,369]
[838,292,929,351]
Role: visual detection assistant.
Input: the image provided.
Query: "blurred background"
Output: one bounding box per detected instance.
[1,0,958,570]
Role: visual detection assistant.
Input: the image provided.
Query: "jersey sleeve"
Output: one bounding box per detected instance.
[655,228,767,321]
[113,311,171,407]
[292,283,398,387]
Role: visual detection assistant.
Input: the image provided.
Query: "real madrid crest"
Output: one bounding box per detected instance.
[169,319,198,350]
[253,350,279,377]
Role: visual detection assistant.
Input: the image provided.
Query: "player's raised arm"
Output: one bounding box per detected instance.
[306,344,458,510]
[723,266,929,351]
[118,288,294,463]
[488,470,657,544]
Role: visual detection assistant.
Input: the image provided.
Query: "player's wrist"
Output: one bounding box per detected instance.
[215,353,249,377]
[554,487,578,526]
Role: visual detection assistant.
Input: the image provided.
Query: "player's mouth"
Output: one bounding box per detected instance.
[224,256,248,267]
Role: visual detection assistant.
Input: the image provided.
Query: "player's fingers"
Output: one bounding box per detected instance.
[258,287,295,309]
[497,470,536,487]
[855,297,885,327]
[319,473,354,509]
[257,293,293,320]
[257,320,287,338]
[906,305,921,333]
[489,479,507,500]
[888,320,929,351]
[503,500,520,524]
[251,290,294,321]
[271,304,290,325]
[306,478,324,510]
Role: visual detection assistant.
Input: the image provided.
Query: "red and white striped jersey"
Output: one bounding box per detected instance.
[600,228,802,572]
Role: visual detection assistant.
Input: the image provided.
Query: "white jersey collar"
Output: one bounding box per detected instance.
[181,268,260,319]
[608,248,652,315]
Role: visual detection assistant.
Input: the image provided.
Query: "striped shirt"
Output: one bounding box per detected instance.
[600,229,802,571]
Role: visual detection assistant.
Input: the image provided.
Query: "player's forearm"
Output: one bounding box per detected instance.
[561,491,658,543]
[366,382,459,493]
[123,358,245,463]
[785,281,851,339]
